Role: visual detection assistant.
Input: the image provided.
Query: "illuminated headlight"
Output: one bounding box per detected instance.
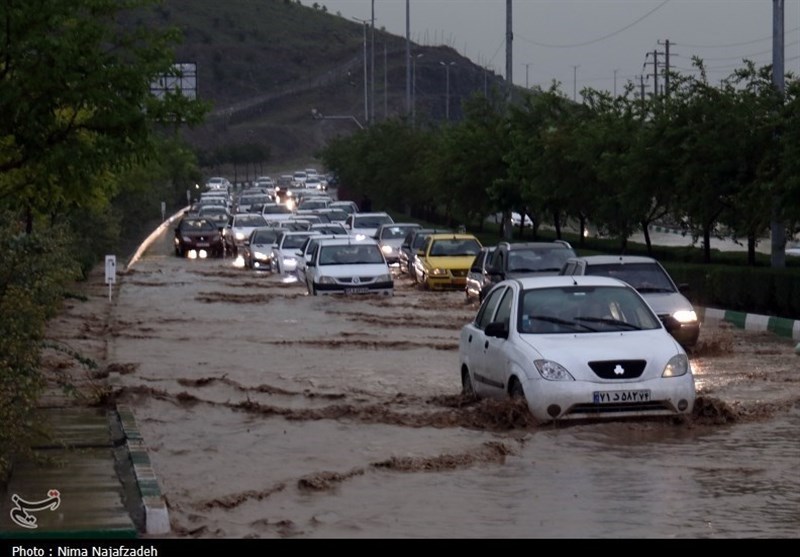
[253,250,269,261]
[534,360,574,381]
[182,236,192,242]
[662,354,690,378]
[381,245,393,255]
[235,232,245,241]
[672,310,697,324]
[319,276,337,284]
[429,268,449,276]
[283,257,297,270]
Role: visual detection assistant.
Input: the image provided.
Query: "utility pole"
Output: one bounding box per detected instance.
[772,0,786,268]
[572,65,579,101]
[524,63,532,88]
[652,49,658,99]
[613,69,618,97]
[384,43,388,120]
[440,61,455,121]
[505,0,513,103]
[370,0,375,125]
[640,74,645,101]
[658,39,671,96]
[353,18,369,124]
[405,0,411,117]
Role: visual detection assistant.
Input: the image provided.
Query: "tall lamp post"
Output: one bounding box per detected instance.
[439,61,456,121]
[353,17,369,124]
[412,53,424,127]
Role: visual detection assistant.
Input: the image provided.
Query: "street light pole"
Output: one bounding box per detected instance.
[440,61,455,120]
[413,53,424,127]
[353,18,369,125]
[572,64,580,102]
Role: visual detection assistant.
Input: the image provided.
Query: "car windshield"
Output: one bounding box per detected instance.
[518,286,661,334]
[263,205,292,214]
[380,226,417,240]
[251,230,279,244]
[319,244,385,265]
[508,248,575,273]
[281,235,312,249]
[429,238,481,257]
[585,263,676,293]
[234,215,267,227]
[353,215,392,228]
[180,219,216,232]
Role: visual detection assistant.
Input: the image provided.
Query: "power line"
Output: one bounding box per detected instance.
[678,26,799,49]
[515,0,671,48]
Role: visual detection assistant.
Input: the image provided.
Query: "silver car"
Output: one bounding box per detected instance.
[559,254,700,348]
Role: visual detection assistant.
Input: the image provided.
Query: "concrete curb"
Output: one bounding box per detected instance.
[700,306,800,341]
[117,406,170,535]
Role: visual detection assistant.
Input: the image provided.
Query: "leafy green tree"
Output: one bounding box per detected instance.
[0,0,209,232]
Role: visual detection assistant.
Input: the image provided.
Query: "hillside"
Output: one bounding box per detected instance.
[142,0,506,170]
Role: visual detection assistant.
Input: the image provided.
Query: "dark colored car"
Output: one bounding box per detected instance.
[174,217,224,258]
[480,240,577,300]
[398,228,451,278]
[465,246,496,302]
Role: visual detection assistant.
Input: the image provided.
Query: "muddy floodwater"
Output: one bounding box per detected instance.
[42,231,800,539]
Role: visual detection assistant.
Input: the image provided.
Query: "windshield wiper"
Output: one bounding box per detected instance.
[528,315,595,331]
[574,317,642,330]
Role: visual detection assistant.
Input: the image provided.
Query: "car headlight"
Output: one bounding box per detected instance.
[672,310,697,324]
[235,232,245,241]
[182,236,192,242]
[662,354,690,378]
[429,268,449,276]
[253,250,269,260]
[381,245,393,255]
[534,359,575,381]
[283,257,297,269]
[319,276,336,284]
[376,274,392,283]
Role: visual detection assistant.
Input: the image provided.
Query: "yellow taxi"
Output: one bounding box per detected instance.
[412,233,483,290]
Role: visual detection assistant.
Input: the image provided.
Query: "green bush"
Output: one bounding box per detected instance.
[0,216,81,480]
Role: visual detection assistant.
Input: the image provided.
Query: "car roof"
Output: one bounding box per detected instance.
[500,241,573,249]
[427,233,480,241]
[512,275,634,289]
[568,255,659,265]
[314,237,379,247]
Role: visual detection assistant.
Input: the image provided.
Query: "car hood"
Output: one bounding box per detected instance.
[639,291,695,318]
[316,263,391,278]
[424,255,475,269]
[518,328,684,373]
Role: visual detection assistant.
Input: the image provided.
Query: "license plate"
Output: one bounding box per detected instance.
[593,390,651,404]
[345,287,369,294]
[196,242,210,247]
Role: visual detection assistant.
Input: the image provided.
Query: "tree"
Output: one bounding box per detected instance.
[0,0,209,232]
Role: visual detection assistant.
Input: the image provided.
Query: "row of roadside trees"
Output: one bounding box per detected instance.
[320,59,800,267]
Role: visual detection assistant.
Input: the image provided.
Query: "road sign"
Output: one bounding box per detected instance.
[105,255,117,285]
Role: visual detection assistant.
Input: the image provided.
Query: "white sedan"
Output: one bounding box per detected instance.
[304,237,394,296]
[459,275,696,424]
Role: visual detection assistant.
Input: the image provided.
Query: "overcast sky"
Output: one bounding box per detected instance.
[320,0,800,98]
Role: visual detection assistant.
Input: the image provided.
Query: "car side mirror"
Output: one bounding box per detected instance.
[307,260,316,267]
[417,249,425,256]
[485,321,509,339]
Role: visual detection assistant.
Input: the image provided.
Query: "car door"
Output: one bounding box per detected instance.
[481,285,516,396]
[464,285,508,397]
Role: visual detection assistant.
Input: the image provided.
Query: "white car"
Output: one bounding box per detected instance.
[459,275,696,425]
[243,227,282,270]
[344,211,394,238]
[304,237,394,296]
[375,222,422,265]
[294,233,350,282]
[223,213,269,256]
[270,230,319,276]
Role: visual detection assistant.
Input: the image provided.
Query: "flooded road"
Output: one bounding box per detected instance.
[58,229,800,538]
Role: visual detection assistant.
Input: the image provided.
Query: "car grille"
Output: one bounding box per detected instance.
[588,360,646,379]
[451,270,468,277]
[566,400,673,415]
[338,276,377,284]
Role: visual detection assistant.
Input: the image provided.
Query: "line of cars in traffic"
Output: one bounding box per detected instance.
[175,178,699,426]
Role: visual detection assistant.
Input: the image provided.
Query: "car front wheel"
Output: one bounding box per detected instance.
[509,378,525,400]
[462,369,476,399]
